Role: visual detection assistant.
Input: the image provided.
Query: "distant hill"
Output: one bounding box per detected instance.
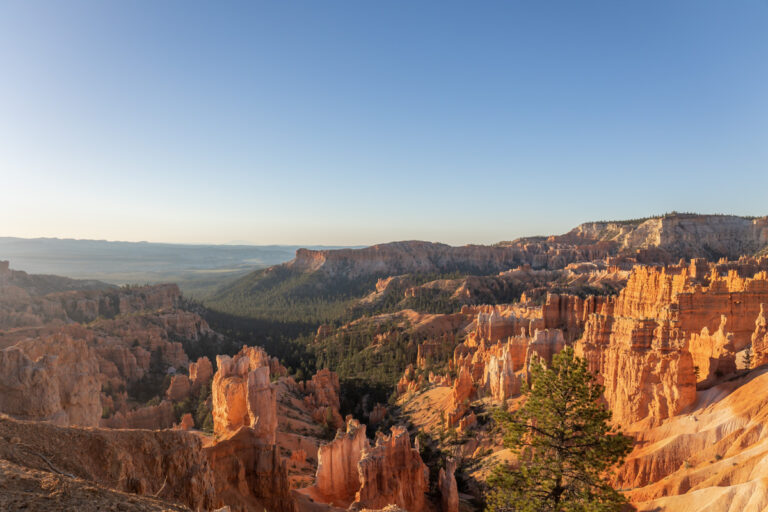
[0,260,111,296]
[207,213,768,323]
[0,237,352,297]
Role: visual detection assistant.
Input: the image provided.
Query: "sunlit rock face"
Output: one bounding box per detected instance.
[212,346,278,443]
[0,269,220,429]
[619,368,768,512]
[441,321,565,426]
[556,215,768,260]
[189,356,214,389]
[575,258,768,426]
[752,303,768,366]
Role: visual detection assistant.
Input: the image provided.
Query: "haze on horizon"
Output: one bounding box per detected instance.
[1,1,766,247]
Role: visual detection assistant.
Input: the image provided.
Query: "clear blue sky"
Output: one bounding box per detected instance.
[1,1,766,246]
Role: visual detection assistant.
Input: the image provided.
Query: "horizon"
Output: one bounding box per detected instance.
[2,211,765,248]
[2,1,767,245]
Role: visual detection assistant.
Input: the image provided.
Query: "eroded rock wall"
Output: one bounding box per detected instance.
[575,259,768,426]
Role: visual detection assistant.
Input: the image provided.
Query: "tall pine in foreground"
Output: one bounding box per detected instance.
[486,346,633,512]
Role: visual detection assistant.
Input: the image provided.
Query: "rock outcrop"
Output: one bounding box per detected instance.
[177,413,194,430]
[440,325,565,426]
[351,427,429,512]
[102,400,176,430]
[205,426,296,512]
[189,356,214,389]
[0,333,101,426]
[212,346,278,443]
[752,304,768,366]
[165,374,191,401]
[575,259,768,426]
[439,458,459,512]
[369,403,387,426]
[688,316,736,386]
[301,368,344,429]
[0,414,218,510]
[0,265,221,429]
[314,418,370,506]
[556,214,768,261]
[618,368,768,511]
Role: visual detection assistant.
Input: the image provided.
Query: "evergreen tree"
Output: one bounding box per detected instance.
[743,345,753,369]
[486,347,633,512]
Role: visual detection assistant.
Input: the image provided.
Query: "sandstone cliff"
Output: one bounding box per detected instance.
[0,266,220,428]
[621,368,768,512]
[439,458,459,512]
[300,368,344,429]
[576,258,768,426]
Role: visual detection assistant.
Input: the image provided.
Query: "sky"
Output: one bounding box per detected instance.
[1,1,767,246]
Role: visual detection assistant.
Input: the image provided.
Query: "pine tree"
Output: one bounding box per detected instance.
[486,346,633,512]
[743,346,753,369]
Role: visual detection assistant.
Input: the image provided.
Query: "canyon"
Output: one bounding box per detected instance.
[3,213,768,511]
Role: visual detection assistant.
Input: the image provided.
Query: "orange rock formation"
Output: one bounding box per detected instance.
[313,418,370,506]
[0,333,101,426]
[576,258,768,426]
[0,414,218,510]
[205,426,297,512]
[752,303,768,366]
[300,368,344,429]
[189,356,214,389]
[620,368,768,511]
[165,374,191,401]
[352,426,430,512]
[212,346,278,443]
[439,458,459,512]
